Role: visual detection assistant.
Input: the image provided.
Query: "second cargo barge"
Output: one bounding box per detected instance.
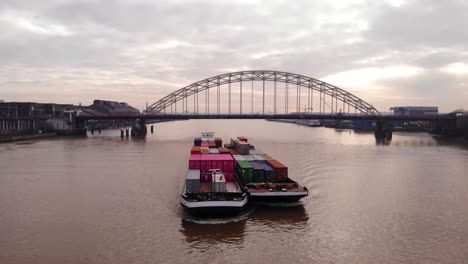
[227,137,308,202]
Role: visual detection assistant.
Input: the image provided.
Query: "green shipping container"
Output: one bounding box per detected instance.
[236,160,253,183]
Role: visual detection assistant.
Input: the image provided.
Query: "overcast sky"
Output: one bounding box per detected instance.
[1,0,467,112]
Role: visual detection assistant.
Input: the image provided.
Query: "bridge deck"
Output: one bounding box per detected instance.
[76,114,456,122]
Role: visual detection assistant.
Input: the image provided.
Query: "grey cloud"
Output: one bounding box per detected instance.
[0,0,467,111]
[375,70,468,110]
[366,0,468,50]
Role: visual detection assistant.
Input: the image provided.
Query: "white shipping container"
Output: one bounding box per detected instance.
[185,170,201,193]
[186,169,201,180]
[251,154,265,161]
[250,149,264,155]
[233,155,245,161]
[242,155,255,161]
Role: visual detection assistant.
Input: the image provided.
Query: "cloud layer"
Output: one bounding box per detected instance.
[1,0,467,112]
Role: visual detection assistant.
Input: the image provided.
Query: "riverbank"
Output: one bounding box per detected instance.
[0,132,58,143]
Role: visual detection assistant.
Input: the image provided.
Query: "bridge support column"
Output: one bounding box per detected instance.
[131,119,147,137]
[431,117,460,136]
[151,125,154,134]
[67,113,87,136]
[375,120,392,144]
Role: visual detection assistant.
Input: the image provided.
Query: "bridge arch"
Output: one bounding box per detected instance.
[147,70,380,116]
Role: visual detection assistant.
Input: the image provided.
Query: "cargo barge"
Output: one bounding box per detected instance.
[181,133,248,217]
[227,137,308,202]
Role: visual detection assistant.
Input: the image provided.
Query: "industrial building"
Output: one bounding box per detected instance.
[88,100,140,116]
[1,100,140,138]
[0,102,73,118]
[391,106,438,116]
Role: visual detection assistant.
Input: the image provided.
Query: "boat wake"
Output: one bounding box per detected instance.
[182,208,255,224]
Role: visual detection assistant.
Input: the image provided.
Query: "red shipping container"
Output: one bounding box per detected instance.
[190,154,201,160]
[229,149,239,155]
[209,154,220,170]
[231,139,239,149]
[266,159,288,179]
[200,154,212,171]
[222,160,234,172]
[220,154,233,160]
[200,160,211,171]
[191,146,201,154]
[211,160,222,170]
[200,172,212,182]
[201,142,209,147]
[219,154,234,172]
[189,154,201,169]
[224,172,234,182]
[215,138,222,147]
[218,147,230,153]
[237,136,248,142]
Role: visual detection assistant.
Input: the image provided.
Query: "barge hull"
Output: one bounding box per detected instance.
[180,196,248,217]
[181,203,245,217]
[248,192,308,202]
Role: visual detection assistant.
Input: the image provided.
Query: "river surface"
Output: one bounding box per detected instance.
[1,120,468,264]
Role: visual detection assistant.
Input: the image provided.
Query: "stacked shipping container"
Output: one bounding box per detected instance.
[228,136,290,184]
[266,159,288,181]
[237,136,248,142]
[237,141,250,155]
[188,135,290,193]
[189,153,235,182]
[186,170,201,193]
[235,160,253,183]
[214,138,222,147]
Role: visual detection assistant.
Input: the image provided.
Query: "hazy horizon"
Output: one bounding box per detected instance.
[1,0,468,112]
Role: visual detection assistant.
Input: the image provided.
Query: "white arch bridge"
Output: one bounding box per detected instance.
[147,70,381,116]
[74,71,459,138]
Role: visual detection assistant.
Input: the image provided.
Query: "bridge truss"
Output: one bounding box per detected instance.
[147,70,380,116]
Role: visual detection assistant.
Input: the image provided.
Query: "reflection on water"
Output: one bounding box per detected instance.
[180,206,309,246]
[249,205,309,226]
[1,120,468,264]
[432,135,468,150]
[181,218,247,246]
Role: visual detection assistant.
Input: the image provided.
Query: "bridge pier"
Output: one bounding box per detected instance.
[375,120,392,143]
[430,117,459,136]
[70,115,87,136]
[131,119,147,137]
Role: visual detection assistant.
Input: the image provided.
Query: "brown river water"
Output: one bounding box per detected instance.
[1,120,468,264]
